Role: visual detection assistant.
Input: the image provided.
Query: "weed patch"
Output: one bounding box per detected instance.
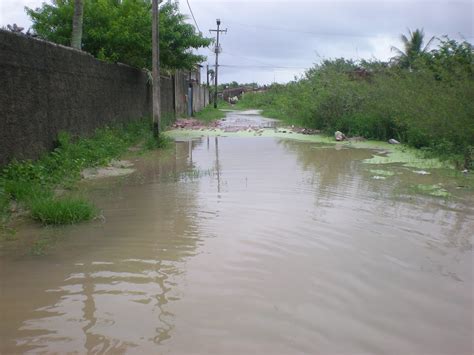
[0,118,169,229]
[194,105,226,122]
[29,197,97,225]
[144,133,173,150]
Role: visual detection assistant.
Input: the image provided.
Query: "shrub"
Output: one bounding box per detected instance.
[239,52,474,167]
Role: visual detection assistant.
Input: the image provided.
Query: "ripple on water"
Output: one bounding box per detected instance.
[1,136,472,354]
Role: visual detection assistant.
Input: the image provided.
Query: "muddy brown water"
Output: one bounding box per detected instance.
[1,133,473,354]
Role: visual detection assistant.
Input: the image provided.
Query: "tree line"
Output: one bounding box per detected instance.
[25,0,211,71]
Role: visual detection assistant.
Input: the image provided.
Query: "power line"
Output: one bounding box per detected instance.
[219,64,309,70]
[226,21,474,39]
[221,51,277,67]
[226,21,375,38]
[185,0,201,34]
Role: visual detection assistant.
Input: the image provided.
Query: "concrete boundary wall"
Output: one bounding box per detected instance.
[0,30,208,166]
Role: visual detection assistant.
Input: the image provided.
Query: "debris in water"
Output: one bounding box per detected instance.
[335,131,346,141]
[413,170,430,175]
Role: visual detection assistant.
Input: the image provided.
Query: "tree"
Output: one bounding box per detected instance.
[391,28,435,69]
[427,36,474,80]
[26,0,211,70]
[71,0,84,49]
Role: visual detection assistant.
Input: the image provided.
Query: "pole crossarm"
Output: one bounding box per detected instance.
[209,19,227,108]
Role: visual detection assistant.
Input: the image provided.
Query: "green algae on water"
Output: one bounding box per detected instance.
[412,184,451,198]
[363,145,450,169]
[369,169,396,177]
[165,128,452,170]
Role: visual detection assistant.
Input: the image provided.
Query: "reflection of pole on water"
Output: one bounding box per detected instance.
[81,271,101,352]
[207,136,209,151]
[188,140,192,165]
[215,136,221,195]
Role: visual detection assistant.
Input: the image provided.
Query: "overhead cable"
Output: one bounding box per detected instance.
[186,0,201,34]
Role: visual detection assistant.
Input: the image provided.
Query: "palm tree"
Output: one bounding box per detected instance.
[391,28,435,69]
[71,0,84,49]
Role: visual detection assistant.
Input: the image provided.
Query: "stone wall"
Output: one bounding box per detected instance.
[0,30,208,166]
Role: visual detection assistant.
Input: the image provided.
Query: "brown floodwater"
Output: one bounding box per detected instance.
[1,133,473,354]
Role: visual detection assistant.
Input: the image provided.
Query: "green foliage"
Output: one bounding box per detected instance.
[194,105,226,122]
[391,28,434,69]
[424,37,474,80]
[218,81,258,91]
[239,38,474,168]
[26,0,211,70]
[0,118,167,227]
[0,186,10,224]
[30,197,97,225]
[144,133,173,150]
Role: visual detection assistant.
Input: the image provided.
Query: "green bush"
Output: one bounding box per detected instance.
[239,51,474,167]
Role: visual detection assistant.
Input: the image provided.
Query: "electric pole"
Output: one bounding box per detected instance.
[152,0,161,137]
[206,64,210,87]
[209,19,227,108]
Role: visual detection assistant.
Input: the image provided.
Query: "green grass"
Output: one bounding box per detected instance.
[0,118,171,229]
[0,187,10,224]
[194,105,226,122]
[29,197,97,225]
[144,133,173,150]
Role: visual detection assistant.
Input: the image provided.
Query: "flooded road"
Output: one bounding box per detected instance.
[1,117,473,354]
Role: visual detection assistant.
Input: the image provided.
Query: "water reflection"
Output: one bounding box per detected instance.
[1,142,207,353]
[1,136,473,354]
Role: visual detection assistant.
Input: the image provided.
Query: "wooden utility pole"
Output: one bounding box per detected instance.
[71,0,84,49]
[152,0,161,137]
[210,19,227,108]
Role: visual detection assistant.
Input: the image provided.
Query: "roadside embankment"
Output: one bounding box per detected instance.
[0,119,170,233]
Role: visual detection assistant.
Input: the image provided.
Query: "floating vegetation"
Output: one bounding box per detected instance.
[413,170,431,175]
[412,184,451,198]
[166,129,452,170]
[369,169,395,177]
[363,146,449,169]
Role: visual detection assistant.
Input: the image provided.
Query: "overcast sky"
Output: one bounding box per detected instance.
[1,0,472,84]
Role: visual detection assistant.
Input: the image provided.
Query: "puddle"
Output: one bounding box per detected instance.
[1,113,473,355]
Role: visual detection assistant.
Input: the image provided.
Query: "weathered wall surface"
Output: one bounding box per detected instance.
[174,72,188,117]
[192,84,209,113]
[0,30,208,166]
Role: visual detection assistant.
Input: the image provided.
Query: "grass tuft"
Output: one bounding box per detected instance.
[29,197,97,225]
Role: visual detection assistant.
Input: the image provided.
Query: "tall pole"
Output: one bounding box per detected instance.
[152,0,161,137]
[214,19,220,108]
[71,0,84,50]
[210,19,226,109]
[206,64,209,87]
